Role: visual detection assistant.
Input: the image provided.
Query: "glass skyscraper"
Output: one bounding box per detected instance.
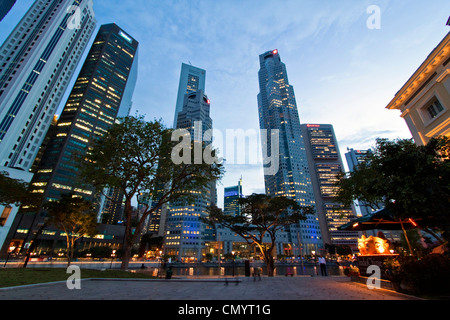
[164,89,216,262]
[224,178,243,217]
[301,124,358,249]
[257,49,322,255]
[4,23,138,254]
[173,63,206,128]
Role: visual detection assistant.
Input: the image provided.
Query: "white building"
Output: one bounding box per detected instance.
[0,0,96,251]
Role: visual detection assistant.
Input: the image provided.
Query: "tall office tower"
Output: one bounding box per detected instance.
[301,124,358,249]
[164,89,215,262]
[0,0,96,170]
[0,0,96,251]
[173,63,206,128]
[0,0,16,21]
[257,49,322,255]
[3,23,138,254]
[224,178,243,216]
[144,63,207,239]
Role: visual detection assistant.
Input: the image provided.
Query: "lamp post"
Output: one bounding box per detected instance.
[110,250,116,269]
[3,246,16,268]
[231,251,235,277]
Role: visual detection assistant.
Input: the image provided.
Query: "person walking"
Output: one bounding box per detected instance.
[319,256,327,276]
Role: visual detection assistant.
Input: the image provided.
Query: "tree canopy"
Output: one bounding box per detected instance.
[0,171,41,208]
[204,194,312,276]
[78,115,224,269]
[336,136,450,242]
[44,193,98,266]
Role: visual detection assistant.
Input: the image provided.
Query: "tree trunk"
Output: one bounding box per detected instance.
[265,254,275,277]
[120,242,132,270]
[120,198,134,270]
[66,235,72,267]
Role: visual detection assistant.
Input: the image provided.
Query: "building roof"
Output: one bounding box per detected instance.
[386,31,450,111]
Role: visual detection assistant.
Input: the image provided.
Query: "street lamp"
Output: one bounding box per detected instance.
[110,250,116,269]
[3,246,16,268]
[231,251,235,277]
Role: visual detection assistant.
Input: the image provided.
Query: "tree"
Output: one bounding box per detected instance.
[336,136,450,243]
[78,115,224,270]
[204,194,312,277]
[0,171,41,208]
[44,193,98,266]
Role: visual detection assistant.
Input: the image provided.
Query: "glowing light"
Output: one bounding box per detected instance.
[272,49,278,55]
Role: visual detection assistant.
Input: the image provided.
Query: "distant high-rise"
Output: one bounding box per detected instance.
[0,0,16,21]
[173,63,206,128]
[301,124,358,249]
[345,148,380,217]
[3,23,138,254]
[0,0,96,251]
[345,148,372,173]
[224,178,243,217]
[164,89,215,262]
[257,49,322,255]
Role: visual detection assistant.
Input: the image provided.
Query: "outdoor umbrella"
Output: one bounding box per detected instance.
[338,208,419,232]
[338,208,420,256]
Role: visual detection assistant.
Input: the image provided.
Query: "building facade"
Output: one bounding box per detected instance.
[257,49,322,255]
[301,124,358,249]
[2,23,138,256]
[386,31,450,146]
[0,0,96,251]
[344,148,374,217]
[163,89,216,262]
[223,178,243,216]
[173,63,206,128]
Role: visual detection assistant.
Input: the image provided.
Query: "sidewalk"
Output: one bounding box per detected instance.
[0,275,421,300]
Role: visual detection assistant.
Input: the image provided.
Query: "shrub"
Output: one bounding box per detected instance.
[399,254,450,295]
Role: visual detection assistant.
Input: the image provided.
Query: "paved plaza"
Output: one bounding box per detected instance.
[0,275,420,300]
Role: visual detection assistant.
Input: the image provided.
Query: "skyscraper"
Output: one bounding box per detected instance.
[224,178,243,217]
[173,63,206,128]
[0,0,96,251]
[345,148,372,173]
[257,49,322,255]
[301,124,358,249]
[164,89,215,262]
[0,0,96,171]
[3,23,138,255]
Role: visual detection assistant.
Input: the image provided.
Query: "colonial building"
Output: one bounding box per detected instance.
[386,32,450,145]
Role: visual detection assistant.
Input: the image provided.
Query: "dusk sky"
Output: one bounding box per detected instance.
[1,0,449,208]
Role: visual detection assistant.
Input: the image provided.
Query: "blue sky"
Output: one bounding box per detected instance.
[1,0,450,208]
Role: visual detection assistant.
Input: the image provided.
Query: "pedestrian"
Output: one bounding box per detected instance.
[253,267,261,281]
[319,256,327,276]
[165,266,173,279]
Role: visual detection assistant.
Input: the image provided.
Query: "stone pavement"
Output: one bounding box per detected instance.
[0,275,421,300]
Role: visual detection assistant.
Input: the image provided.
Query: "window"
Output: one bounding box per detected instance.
[0,206,13,226]
[426,99,444,119]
